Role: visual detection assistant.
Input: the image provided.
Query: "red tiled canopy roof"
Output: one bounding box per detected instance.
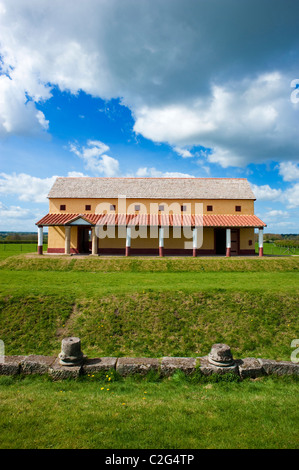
[36,213,266,228]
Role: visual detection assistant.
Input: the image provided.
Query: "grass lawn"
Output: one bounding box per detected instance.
[0,374,298,449]
[0,244,47,260]
[0,252,298,359]
[0,248,298,449]
[257,242,299,256]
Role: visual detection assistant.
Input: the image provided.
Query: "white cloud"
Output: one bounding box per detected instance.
[69,140,119,176]
[0,173,57,203]
[283,183,299,208]
[135,167,194,178]
[278,162,299,182]
[134,74,299,167]
[271,221,297,229]
[0,73,50,136]
[265,209,289,218]
[0,201,45,231]
[36,110,49,130]
[250,183,282,202]
[67,171,88,177]
[0,0,298,168]
[0,201,34,219]
[173,147,193,158]
[251,181,299,209]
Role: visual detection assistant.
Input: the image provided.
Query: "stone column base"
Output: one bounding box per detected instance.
[259,247,263,257]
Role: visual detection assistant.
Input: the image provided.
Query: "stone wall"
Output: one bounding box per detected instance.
[0,339,298,380]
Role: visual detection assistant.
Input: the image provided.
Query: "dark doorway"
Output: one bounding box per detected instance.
[77,227,91,254]
[215,229,226,255]
[230,229,239,256]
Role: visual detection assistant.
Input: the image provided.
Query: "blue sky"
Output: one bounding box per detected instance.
[0,0,299,233]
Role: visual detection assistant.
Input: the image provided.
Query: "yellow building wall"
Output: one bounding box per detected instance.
[47,197,255,253]
[97,227,216,250]
[98,227,124,249]
[239,227,255,250]
[48,225,254,253]
[49,198,254,215]
[48,226,78,250]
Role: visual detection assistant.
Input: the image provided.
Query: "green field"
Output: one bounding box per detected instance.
[0,374,298,449]
[0,243,48,260]
[257,242,299,256]
[0,247,298,449]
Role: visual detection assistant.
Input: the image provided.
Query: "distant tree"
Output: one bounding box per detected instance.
[6,233,22,241]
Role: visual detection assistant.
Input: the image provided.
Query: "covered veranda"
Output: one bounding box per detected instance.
[36,213,267,257]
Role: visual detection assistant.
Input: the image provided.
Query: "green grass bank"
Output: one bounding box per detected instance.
[0,250,298,450]
[0,253,298,360]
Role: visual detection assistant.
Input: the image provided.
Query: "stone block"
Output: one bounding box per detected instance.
[208,343,234,367]
[116,357,160,376]
[237,358,264,379]
[258,358,299,376]
[0,356,27,375]
[48,358,82,380]
[21,355,56,375]
[82,357,117,374]
[161,357,197,376]
[58,337,85,366]
[197,356,239,376]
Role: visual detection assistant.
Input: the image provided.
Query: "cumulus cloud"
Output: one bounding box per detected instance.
[135,167,194,178]
[0,73,50,136]
[278,162,299,182]
[265,209,289,219]
[134,73,299,167]
[0,201,34,219]
[251,181,299,208]
[250,183,282,202]
[0,0,299,167]
[69,140,119,176]
[283,183,299,208]
[0,170,92,205]
[67,171,88,178]
[173,147,193,158]
[0,173,57,203]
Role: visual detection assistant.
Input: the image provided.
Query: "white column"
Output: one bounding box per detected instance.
[126,226,131,256]
[259,228,264,257]
[226,228,231,257]
[159,227,164,257]
[65,226,71,255]
[193,227,198,257]
[91,227,97,255]
[37,226,43,255]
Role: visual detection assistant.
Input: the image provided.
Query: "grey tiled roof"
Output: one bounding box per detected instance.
[48,177,256,200]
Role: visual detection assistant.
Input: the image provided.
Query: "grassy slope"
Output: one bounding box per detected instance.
[0,251,298,450]
[1,252,299,271]
[0,253,298,359]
